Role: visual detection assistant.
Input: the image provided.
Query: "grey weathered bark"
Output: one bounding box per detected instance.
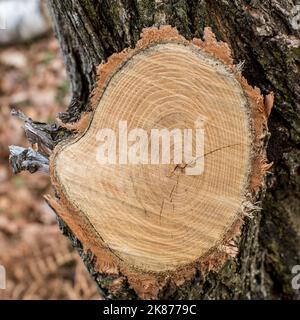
[10,0,300,299]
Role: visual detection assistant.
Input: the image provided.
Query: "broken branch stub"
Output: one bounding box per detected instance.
[11,109,70,154]
[48,26,273,298]
[9,146,49,174]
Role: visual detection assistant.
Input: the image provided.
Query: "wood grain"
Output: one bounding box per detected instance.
[53,39,252,273]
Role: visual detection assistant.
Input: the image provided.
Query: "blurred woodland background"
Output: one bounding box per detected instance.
[0,0,99,299]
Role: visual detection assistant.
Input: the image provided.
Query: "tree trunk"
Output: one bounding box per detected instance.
[12,0,300,299]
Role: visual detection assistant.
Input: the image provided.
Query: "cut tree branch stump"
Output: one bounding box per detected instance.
[43,26,274,299]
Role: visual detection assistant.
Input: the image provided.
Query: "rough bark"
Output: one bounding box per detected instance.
[11,0,299,299]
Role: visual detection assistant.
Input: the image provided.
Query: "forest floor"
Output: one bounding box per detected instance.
[0,35,99,299]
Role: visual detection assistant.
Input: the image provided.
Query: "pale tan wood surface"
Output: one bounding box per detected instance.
[53,42,251,272]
